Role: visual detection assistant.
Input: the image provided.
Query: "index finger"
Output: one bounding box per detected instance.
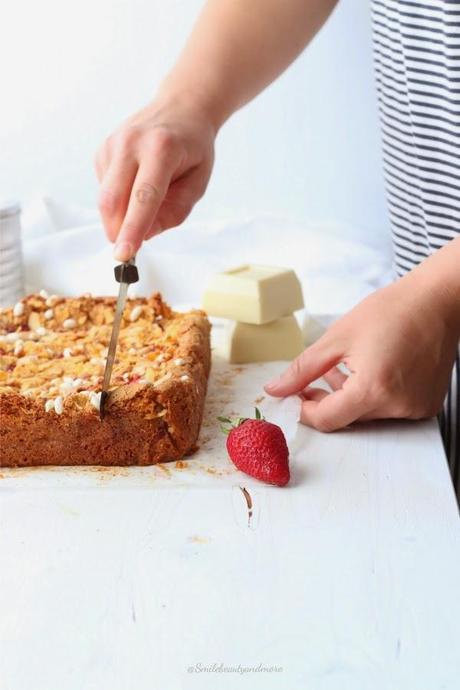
[265,338,343,397]
[300,379,369,432]
[114,142,182,261]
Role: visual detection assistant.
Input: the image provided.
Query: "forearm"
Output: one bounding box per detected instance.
[156,0,338,130]
[408,236,460,335]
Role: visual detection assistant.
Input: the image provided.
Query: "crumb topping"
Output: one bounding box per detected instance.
[0,292,193,411]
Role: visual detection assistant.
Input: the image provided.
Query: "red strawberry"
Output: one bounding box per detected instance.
[218,408,290,486]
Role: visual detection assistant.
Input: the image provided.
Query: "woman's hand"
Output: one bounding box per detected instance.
[94,96,216,260]
[94,0,340,261]
[265,264,460,431]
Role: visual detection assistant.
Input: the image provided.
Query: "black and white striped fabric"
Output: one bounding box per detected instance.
[371,0,460,498]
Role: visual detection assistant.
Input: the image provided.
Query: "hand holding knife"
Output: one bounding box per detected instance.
[100,257,139,419]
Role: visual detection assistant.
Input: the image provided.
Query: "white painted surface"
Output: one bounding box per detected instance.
[0,0,390,251]
[1,358,459,689]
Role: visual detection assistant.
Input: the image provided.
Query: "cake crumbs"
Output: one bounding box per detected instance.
[188,535,211,544]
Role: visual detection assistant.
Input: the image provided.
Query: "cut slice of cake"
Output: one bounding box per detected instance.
[0,293,211,466]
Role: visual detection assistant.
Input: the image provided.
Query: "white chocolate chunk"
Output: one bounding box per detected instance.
[60,377,85,396]
[174,358,185,366]
[63,347,73,359]
[44,308,54,320]
[129,305,142,322]
[89,391,101,411]
[226,316,304,364]
[18,354,38,363]
[54,396,64,414]
[63,318,76,330]
[180,374,190,382]
[39,289,49,299]
[27,311,41,330]
[203,264,304,325]
[35,326,47,337]
[13,301,24,317]
[5,331,21,342]
[59,382,73,396]
[153,372,172,387]
[45,399,55,412]
[13,339,24,356]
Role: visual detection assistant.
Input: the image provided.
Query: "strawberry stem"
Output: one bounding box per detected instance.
[255,407,264,420]
[217,416,232,425]
[218,408,265,434]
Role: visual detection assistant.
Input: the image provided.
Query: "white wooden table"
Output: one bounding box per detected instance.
[1,358,459,690]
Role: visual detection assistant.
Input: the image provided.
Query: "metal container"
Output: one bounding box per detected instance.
[0,200,25,307]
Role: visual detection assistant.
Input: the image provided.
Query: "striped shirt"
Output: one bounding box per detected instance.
[371,0,460,498]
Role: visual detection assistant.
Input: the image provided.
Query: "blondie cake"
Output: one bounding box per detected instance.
[0,292,211,466]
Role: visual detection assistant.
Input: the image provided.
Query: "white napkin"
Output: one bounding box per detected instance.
[0,201,24,307]
[259,394,301,445]
[20,197,394,318]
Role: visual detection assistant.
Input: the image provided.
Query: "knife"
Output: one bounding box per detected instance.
[100,257,139,419]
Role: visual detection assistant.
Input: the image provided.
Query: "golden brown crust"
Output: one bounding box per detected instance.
[0,293,211,466]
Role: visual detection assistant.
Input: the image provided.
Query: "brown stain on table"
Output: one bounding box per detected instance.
[240,486,253,527]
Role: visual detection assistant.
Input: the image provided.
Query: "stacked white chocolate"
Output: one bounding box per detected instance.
[203,265,305,363]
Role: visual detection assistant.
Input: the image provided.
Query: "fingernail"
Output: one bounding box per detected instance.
[114,241,134,262]
[265,376,282,390]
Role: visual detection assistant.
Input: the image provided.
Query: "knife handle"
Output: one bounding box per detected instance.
[114,261,139,284]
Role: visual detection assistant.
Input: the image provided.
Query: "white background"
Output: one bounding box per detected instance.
[1,0,391,252]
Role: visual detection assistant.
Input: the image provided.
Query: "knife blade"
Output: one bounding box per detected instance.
[100,257,139,419]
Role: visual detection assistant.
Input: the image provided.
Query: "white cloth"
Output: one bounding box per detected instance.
[20,197,393,320]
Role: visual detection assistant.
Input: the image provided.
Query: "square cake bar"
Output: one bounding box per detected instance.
[0,293,211,466]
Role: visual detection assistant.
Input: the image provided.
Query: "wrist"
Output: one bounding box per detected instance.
[410,238,460,336]
[154,77,230,134]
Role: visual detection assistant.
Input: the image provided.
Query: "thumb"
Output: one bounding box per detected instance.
[264,338,343,397]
